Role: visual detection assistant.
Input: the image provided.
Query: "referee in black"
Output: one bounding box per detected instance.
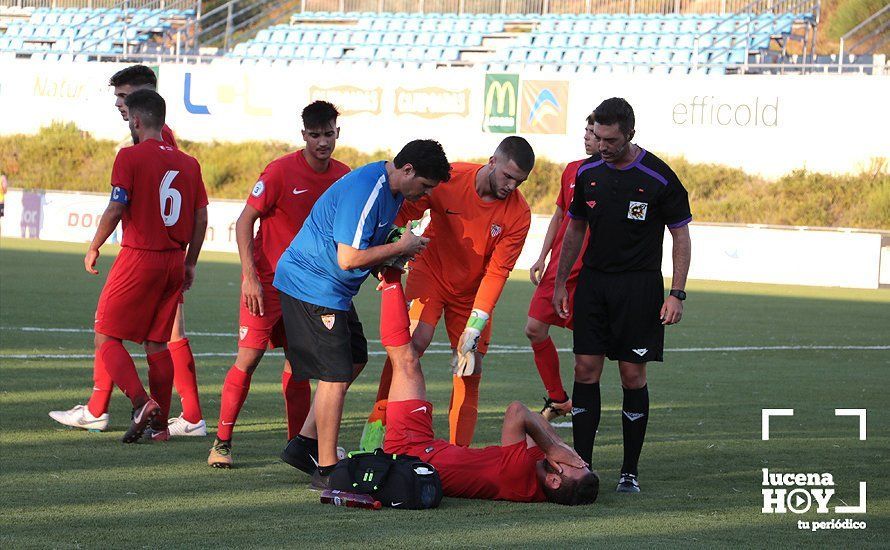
[552,98,692,494]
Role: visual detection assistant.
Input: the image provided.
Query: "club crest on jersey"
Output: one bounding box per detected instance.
[628,201,648,221]
[321,314,336,330]
[239,326,248,340]
[490,224,503,238]
[251,180,265,198]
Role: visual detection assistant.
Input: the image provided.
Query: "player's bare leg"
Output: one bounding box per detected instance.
[525,317,572,420]
[617,361,648,493]
[571,353,605,467]
[167,303,206,436]
[310,380,349,489]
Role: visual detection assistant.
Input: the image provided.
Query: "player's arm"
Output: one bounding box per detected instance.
[85,199,126,275]
[336,229,426,271]
[501,401,585,472]
[454,210,532,376]
[235,204,264,315]
[182,206,208,292]
[552,217,585,319]
[661,224,691,325]
[530,206,564,286]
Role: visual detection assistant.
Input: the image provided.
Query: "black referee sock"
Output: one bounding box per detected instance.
[620,385,649,477]
[571,381,601,466]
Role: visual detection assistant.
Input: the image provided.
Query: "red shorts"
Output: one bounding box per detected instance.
[237,277,286,350]
[95,247,184,344]
[527,271,578,330]
[405,269,492,354]
[383,399,449,459]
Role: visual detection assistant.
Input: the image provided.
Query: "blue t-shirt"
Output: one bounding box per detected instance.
[273,161,404,310]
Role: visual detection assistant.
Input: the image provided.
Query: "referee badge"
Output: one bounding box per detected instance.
[321,314,336,330]
[627,201,648,221]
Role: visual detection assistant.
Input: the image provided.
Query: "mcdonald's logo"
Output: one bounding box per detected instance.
[482,74,519,133]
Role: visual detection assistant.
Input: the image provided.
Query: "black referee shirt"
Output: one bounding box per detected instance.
[568,148,692,273]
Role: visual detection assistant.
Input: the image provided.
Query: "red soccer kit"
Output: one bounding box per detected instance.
[527,159,590,329]
[384,399,547,502]
[95,138,208,344]
[238,151,350,349]
[398,162,531,353]
[161,124,177,149]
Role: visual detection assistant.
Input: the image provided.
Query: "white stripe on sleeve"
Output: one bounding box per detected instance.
[351,175,385,249]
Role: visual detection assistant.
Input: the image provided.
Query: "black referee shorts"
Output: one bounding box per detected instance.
[279,293,368,383]
[572,268,665,363]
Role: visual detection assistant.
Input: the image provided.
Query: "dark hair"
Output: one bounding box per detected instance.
[109,65,157,89]
[494,136,535,173]
[543,465,600,506]
[592,97,635,135]
[302,100,340,130]
[393,139,451,183]
[124,89,166,130]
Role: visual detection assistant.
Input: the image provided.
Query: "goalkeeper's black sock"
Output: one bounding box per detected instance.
[571,381,601,466]
[620,385,650,477]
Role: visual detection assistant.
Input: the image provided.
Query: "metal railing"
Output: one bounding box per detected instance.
[10,0,170,8]
[839,3,889,70]
[298,0,777,15]
[188,0,297,52]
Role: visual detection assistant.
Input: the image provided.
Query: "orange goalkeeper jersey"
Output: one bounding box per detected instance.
[398,162,531,313]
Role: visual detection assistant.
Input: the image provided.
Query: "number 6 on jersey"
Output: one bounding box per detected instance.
[160,170,182,226]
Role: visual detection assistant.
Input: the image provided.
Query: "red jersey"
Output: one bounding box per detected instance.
[541,159,589,285]
[427,440,547,502]
[111,138,208,251]
[246,150,350,280]
[161,124,177,149]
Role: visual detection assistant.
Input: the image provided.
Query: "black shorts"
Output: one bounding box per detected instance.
[279,293,368,383]
[572,268,664,363]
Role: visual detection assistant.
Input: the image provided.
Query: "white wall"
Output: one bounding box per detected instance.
[1,60,888,177]
[2,188,886,289]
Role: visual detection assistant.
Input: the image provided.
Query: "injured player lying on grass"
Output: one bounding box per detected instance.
[280,266,597,504]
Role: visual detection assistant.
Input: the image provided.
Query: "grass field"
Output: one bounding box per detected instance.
[1,237,887,548]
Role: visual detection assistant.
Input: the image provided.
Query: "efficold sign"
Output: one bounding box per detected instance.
[482,73,519,133]
[394,86,470,119]
[519,80,568,134]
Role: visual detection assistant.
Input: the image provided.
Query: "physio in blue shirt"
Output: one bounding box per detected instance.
[274,139,451,484]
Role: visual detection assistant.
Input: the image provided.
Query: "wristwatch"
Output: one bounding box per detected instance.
[669,289,687,301]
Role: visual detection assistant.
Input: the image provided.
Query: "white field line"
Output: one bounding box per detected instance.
[0,325,887,360]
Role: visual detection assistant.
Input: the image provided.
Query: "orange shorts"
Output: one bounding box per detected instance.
[237,276,287,350]
[95,247,184,344]
[404,268,492,354]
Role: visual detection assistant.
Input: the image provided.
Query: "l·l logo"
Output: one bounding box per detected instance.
[184,72,210,115]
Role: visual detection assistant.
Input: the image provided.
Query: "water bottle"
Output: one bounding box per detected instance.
[320,489,382,510]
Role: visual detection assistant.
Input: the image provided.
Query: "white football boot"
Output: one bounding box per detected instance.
[49,404,109,432]
[167,414,208,437]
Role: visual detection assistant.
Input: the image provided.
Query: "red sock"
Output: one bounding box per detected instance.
[86,353,114,418]
[217,366,252,441]
[99,340,147,408]
[147,349,175,426]
[449,373,481,447]
[532,337,568,401]
[170,338,203,423]
[379,268,411,347]
[282,371,311,440]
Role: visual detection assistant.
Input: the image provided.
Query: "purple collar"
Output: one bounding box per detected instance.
[605,147,646,171]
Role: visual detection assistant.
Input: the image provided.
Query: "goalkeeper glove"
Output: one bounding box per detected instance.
[453,309,489,377]
[376,210,432,274]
